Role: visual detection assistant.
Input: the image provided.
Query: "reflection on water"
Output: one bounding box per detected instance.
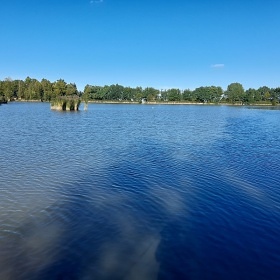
[0,103,280,279]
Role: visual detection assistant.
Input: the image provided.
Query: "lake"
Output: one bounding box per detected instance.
[0,102,280,280]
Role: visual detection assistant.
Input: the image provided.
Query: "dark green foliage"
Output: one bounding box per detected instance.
[41,79,54,101]
[244,88,256,104]
[166,89,181,101]
[143,87,160,101]
[0,77,80,103]
[0,76,279,105]
[182,89,194,101]
[192,86,223,103]
[66,83,78,96]
[0,82,6,103]
[225,83,245,104]
[270,87,280,105]
[53,79,67,97]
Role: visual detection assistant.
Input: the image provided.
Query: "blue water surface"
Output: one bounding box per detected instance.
[0,102,280,280]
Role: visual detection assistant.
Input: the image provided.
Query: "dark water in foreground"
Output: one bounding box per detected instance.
[0,102,280,280]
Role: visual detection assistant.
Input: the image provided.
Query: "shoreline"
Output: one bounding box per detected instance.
[88,101,275,106]
[12,99,277,107]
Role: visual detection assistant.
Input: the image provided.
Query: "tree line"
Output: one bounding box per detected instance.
[0,77,79,102]
[84,82,280,105]
[1,77,279,105]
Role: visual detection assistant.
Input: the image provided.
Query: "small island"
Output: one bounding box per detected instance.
[51,96,81,111]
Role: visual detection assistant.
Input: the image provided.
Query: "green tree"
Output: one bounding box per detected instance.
[106,84,125,100]
[41,79,53,101]
[33,80,43,100]
[143,87,159,101]
[66,83,78,96]
[2,78,16,100]
[225,83,245,104]
[192,86,222,103]
[83,85,102,100]
[182,89,193,101]
[0,81,5,102]
[23,77,32,100]
[257,86,271,102]
[244,88,257,104]
[22,77,42,100]
[121,87,135,101]
[270,87,280,105]
[193,87,206,102]
[167,88,181,101]
[15,80,26,100]
[134,87,144,101]
[53,79,67,97]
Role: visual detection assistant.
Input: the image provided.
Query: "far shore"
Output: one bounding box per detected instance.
[87,100,276,106]
[12,99,278,107]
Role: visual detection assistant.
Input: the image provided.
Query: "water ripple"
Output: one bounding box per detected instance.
[1,103,280,279]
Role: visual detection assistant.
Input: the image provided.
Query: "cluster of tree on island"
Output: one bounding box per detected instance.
[1,77,280,105]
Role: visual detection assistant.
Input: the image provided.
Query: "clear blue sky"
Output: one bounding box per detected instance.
[1,0,280,91]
